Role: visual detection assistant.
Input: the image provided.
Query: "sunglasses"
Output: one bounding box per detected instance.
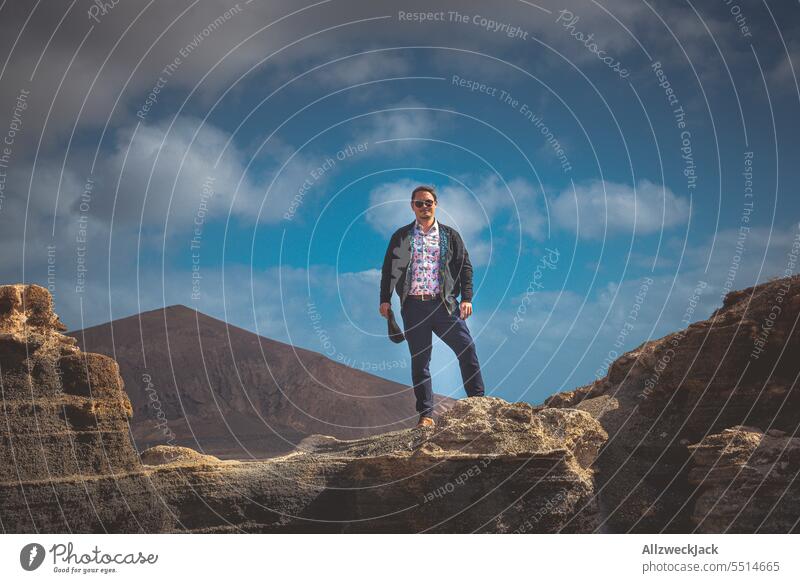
[413,200,435,208]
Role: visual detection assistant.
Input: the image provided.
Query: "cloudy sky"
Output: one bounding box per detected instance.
[0,0,798,405]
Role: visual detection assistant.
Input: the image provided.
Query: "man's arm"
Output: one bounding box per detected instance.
[379,232,397,304]
[455,231,473,302]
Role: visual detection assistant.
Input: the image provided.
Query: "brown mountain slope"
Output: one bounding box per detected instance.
[67,305,453,458]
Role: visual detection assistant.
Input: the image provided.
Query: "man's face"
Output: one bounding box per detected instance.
[411,191,436,221]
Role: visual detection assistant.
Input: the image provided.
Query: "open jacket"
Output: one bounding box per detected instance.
[379,220,473,316]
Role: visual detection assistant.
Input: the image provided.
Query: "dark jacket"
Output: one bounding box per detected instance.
[379,219,473,315]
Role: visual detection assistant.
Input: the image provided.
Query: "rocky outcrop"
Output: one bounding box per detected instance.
[1,284,605,533]
[0,284,173,532]
[688,427,800,533]
[146,398,606,533]
[139,445,225,466]
[545,275,800,532]
[3,275,799,533]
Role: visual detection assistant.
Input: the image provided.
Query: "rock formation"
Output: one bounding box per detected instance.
[1,284,604,533]
[688,426,800,533]
[2,275,799,533]
[146,398,606,533]
[545,274,800,532]
[0,284,172,532]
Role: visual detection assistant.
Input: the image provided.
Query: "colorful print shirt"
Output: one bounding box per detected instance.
[409,218,441,295]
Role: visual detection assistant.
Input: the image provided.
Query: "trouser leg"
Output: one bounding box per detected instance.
[432,300,485,397]
[400,299,435,416]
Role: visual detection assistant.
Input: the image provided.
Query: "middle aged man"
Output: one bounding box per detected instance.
[379,185,485,428]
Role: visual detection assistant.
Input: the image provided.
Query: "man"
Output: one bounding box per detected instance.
[379,185,485,428]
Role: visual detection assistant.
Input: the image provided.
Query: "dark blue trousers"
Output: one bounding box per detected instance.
[400,297,485,417]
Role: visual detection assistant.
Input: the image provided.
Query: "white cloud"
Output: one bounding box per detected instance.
[311,53,412,88]
[97,117,262,226]
[364,178,422,234]
[768,42,800,94]
[21,116,326,234]
[350,96,446,156]
[551,179,690,239]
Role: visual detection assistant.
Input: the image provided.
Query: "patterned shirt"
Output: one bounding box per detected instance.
[409,218,441,295]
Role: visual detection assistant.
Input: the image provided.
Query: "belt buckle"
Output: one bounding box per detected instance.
[411,292,438,301]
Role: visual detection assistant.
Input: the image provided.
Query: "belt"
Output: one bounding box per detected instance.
[407,293,440,301]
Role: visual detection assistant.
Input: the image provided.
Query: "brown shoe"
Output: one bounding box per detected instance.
[416,415,436,428]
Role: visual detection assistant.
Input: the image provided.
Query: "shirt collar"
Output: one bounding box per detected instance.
[414,217,438,235]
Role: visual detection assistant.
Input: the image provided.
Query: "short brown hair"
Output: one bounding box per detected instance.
[411,185,437,203]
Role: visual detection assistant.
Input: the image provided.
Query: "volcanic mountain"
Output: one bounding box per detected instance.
[67,305,453,458]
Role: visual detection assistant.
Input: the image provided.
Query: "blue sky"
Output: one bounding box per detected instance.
[1,0,798,405]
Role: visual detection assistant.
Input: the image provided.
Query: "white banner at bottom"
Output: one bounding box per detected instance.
[1,533,797,582]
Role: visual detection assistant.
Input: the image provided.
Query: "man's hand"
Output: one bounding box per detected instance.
[459,301,473,320]
[379,302,391,319]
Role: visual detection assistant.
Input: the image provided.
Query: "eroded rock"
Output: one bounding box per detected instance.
[4,277,798,534]
[688,427,800,533]
[545,275,800,532]
[0,284,605,533]
[140,445,227,466]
